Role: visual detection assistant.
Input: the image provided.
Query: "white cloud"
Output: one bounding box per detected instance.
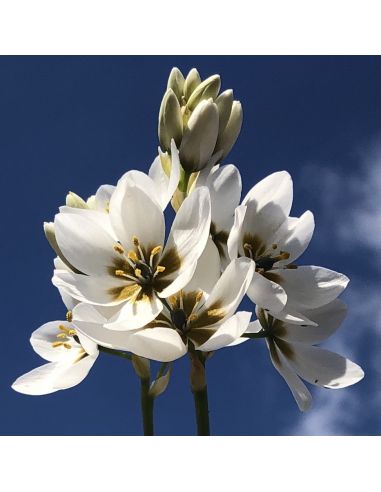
[287,139,381,435]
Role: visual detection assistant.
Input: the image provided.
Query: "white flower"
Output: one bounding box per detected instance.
[228,171,349,319]
[72,257,255,362]
[52,172,211,331]
[12,316,98,395]
[245,300,364,411]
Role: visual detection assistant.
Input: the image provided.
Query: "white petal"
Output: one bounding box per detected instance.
[184,238,221,295]
[93,184,115,212]
[30,321,78,362]
[77,332,99,357]
[54,212,117,276]
[206,164,242,232]
[109,178,165,251]
[247,272,287,312]
[53,270,130,306]
[158,187,211,297]
[278,266,349,309]
[267,339,312,411]
[283,343,364,389]
[267,305,317,326]
[245,320,263,334]
[227,204,246,260]
[200,257,255,322]
[105,295,163,331]
[242,171,293,217]
[11,354,97,395]
[58,206,115,237]
[119,327,187,362]
[148,141,180,210]
[197,311,252,351]
[275,299,347,344]
[272,211,315,264]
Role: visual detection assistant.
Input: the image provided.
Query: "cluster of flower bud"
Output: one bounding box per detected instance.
[158,67,243,173]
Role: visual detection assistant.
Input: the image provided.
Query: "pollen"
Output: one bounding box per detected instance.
[52,341,64,348]
[68,329,77,336]
[113,243,125,254]
[155,265,166,273]
[56,333,67,339]
[63,343,72,349]
[66,310,73,322]
[132,235,140,246]
[134,268,142,277]
[151,245,162,256]
[115,269,125,276]
[188,314,197,322]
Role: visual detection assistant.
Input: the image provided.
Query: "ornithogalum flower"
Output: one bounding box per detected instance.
[244,300,364,411]
[71,257,255,362]
[52,170,211,330]
[228,171,349,320]
[12,313,98,395]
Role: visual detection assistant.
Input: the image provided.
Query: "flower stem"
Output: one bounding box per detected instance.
[189,351,210,436]
[140,377,154,436]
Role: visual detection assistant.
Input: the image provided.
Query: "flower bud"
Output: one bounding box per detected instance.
[183,68,201,101]
[214,100,243,160]
[186,74,221,111]
[66,191,88,209]
[158,88,183,152]
[167,67,185,102]
[149,365,172,398]
[179,100,219,173]
[131,354,150,380]
[215,89,233,136]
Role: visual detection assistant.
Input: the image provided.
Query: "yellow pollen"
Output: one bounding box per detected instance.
[155,265,166,274]
[68,329,77,336]
[63,343,72,349]
[195,291,203,303]
[128,250,138,262]
[58,324,68,331]
[168,295,177,307]
[207,309,222,317]
[188,314,197,322]
[56,333,67,339]
[52,341,63,348]
[115,269,125,276]
[151,245,162,256]
[113,243,125,254]
[66,310,73,322]
[132,235,140,246]
[134,268,142,277]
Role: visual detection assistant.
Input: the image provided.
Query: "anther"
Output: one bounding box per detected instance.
[151,246,162,257]
[154,265,166,276]
[272,243,278,250]
[68,329,77,336]
[244,243,252,251]
[63,343,72,349]
[188,314,197,322]
[52,341,63,348]
[134,268,142,278]
[56,333,67,339]
[195,291,203,303]
[132,235,140,246]
[128,251,138,262]
[59,324,69,332]
[115,269,125,276]
[113,243,125,254]
[66,310,73,322]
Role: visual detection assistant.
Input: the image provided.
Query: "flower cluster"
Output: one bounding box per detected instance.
[12,67,364,423]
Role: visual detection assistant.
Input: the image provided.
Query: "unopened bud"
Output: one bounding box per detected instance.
[183,68,201,101]
[149,365,172,398]
[186,74,221,111]
[167,67,185,102]
[214,101,243,160]
[131,354,150,380]
[158,88,183,152]
[179,100,219,173]
[66,191,88,209]
[215,89,233,136]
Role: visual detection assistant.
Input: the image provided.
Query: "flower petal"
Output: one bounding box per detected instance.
[278,266,349,309]
[109,178,165,251]
[148,141,180,210]
[158,186,211,298]
[105,295,163,331]
[30,321,78,362]
[247,272,287,312]
[206,164,242,232]
[281,342,364,389]
[184,238,221,295]
[275,299,347,344]
[273,211,315,264]
[199,257,255,322]
[54,212,118,276]
[227,204,246,260]
[197,311,252,351]
[267,338,312,411]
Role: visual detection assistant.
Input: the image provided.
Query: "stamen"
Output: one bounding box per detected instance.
[149,246,162,266]
[168,295,177,308]
[115,269,125,276]
[154,265,165,277]
[132,235,140,246]
[68,329,77,336]
[179,290,184,310]
[243,243,253,259]
[132,236,145,261]
[52,341,64,348]
[63,343,72,349]
[188,314,197,322]
[66,310,73,322]
[134,268,142,278]
[128,250,138,262]
[113,243,125,254]
[56,333,67,339]
[189,291,204,317]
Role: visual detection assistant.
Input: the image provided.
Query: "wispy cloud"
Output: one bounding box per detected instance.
[287,138,381,435]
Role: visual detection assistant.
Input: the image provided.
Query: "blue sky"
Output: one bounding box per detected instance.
[0,56,380,435]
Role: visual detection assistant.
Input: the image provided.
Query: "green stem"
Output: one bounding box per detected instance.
[140,377,154,436]
[193,385,210,436]
[98,346,132,360]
